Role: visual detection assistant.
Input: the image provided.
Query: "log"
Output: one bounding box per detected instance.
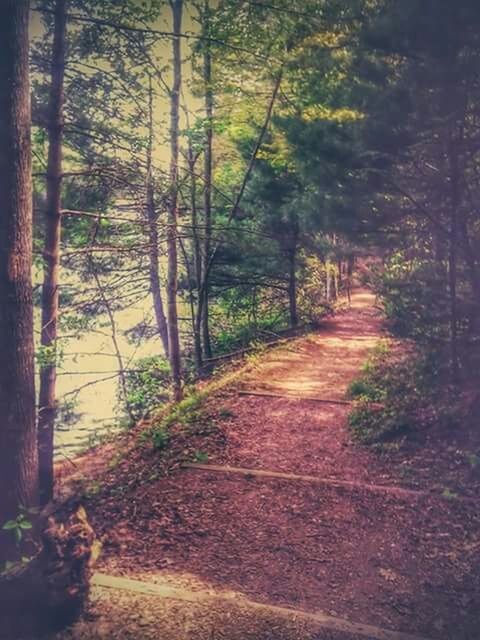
[0,505,100,636]
[238,389,352,405]
[183,463,427,499]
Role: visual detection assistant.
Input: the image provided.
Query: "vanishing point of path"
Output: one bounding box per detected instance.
[54,290,480,640]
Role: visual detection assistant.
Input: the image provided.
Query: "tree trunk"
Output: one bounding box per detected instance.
[145,76,169,357]
[201,0,213,359]
[288,248,298,328]
[0,0,37,559]
[325,261,332,302]
[167,0,183,401]
[0,505,99,636]
[200,71,283,315]
[346,255,354,305]
[187,143,203,370]
[38,0,67,506]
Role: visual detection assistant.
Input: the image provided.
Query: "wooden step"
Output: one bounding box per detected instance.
[239,388,352,405]
[182,463,426,499]
[92,573,432,640]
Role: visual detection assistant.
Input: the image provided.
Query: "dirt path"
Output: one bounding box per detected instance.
[52,290,480,640]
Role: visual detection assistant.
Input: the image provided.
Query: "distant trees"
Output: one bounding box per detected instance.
[1,0,478,533]
[14,0,479,504]
[353,0,480,379]
[0,0,37,559]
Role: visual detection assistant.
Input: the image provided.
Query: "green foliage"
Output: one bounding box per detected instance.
[347,342,443,445]
[2,505,37,547]
[210,299,287,356]
[125,356,171,420]
[297,255,338,324]
[194,450,209,463]
[151,426,169,451]
[35,344,64,369]
[218,407,234,419]
[149,390,206,451]
[378,253,450,345]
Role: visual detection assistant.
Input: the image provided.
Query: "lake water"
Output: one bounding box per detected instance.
[53,298,165,460]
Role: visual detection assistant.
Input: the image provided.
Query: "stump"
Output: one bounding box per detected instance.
[0,505,100,637]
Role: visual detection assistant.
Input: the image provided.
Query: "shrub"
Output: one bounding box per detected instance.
[149,390,206,450]
[210,306,287,355]
[347,341,444,444]
[125,356,171,420]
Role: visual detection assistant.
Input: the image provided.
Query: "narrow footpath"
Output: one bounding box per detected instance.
[55,290,480,640]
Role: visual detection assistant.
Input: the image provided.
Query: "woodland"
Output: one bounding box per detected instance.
[1,0,480,638]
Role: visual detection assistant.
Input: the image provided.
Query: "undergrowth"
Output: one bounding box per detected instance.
[347,340,459,447]
[143,390,206,450]
[143,359,258,451]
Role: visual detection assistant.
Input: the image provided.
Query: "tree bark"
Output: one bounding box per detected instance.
[333,264,339,300]
[325,261,332,302]
[200,71,283,307]
[0,505,98,635]
[187,141,203,369]
[167,0,183,401]
[346,255,354,304]
[145,75,169,357]
[201,0,213,359]
[0,0,37,557]
[38,0,67,506]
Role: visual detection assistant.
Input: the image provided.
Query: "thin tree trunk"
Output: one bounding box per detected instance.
[0,0,37,555]
[167,0,183,401]
[178,234,200,368]
[325,261,332,302]
[92,268,134,425]
[200,71,283,303]
[38,0,67,506]
[346,255,354,305]
[145,75,169,357]
[187,142,203,369]
[201,0,213,359]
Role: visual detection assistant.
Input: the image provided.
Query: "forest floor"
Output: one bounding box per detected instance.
[49,290,479,640]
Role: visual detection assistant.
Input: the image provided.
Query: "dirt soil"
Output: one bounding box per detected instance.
[41,290,480,640]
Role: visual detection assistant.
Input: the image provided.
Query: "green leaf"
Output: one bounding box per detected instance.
[2,521,17,530]
[194,450,209,463]
[19,521,32,530]
[15,528,22,543]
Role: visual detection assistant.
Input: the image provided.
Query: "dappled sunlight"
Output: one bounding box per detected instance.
[244,290,382,400]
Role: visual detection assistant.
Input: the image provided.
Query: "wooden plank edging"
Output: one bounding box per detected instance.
[238,389,353,405]
[92,573,432,640]
[182,463,426,499]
